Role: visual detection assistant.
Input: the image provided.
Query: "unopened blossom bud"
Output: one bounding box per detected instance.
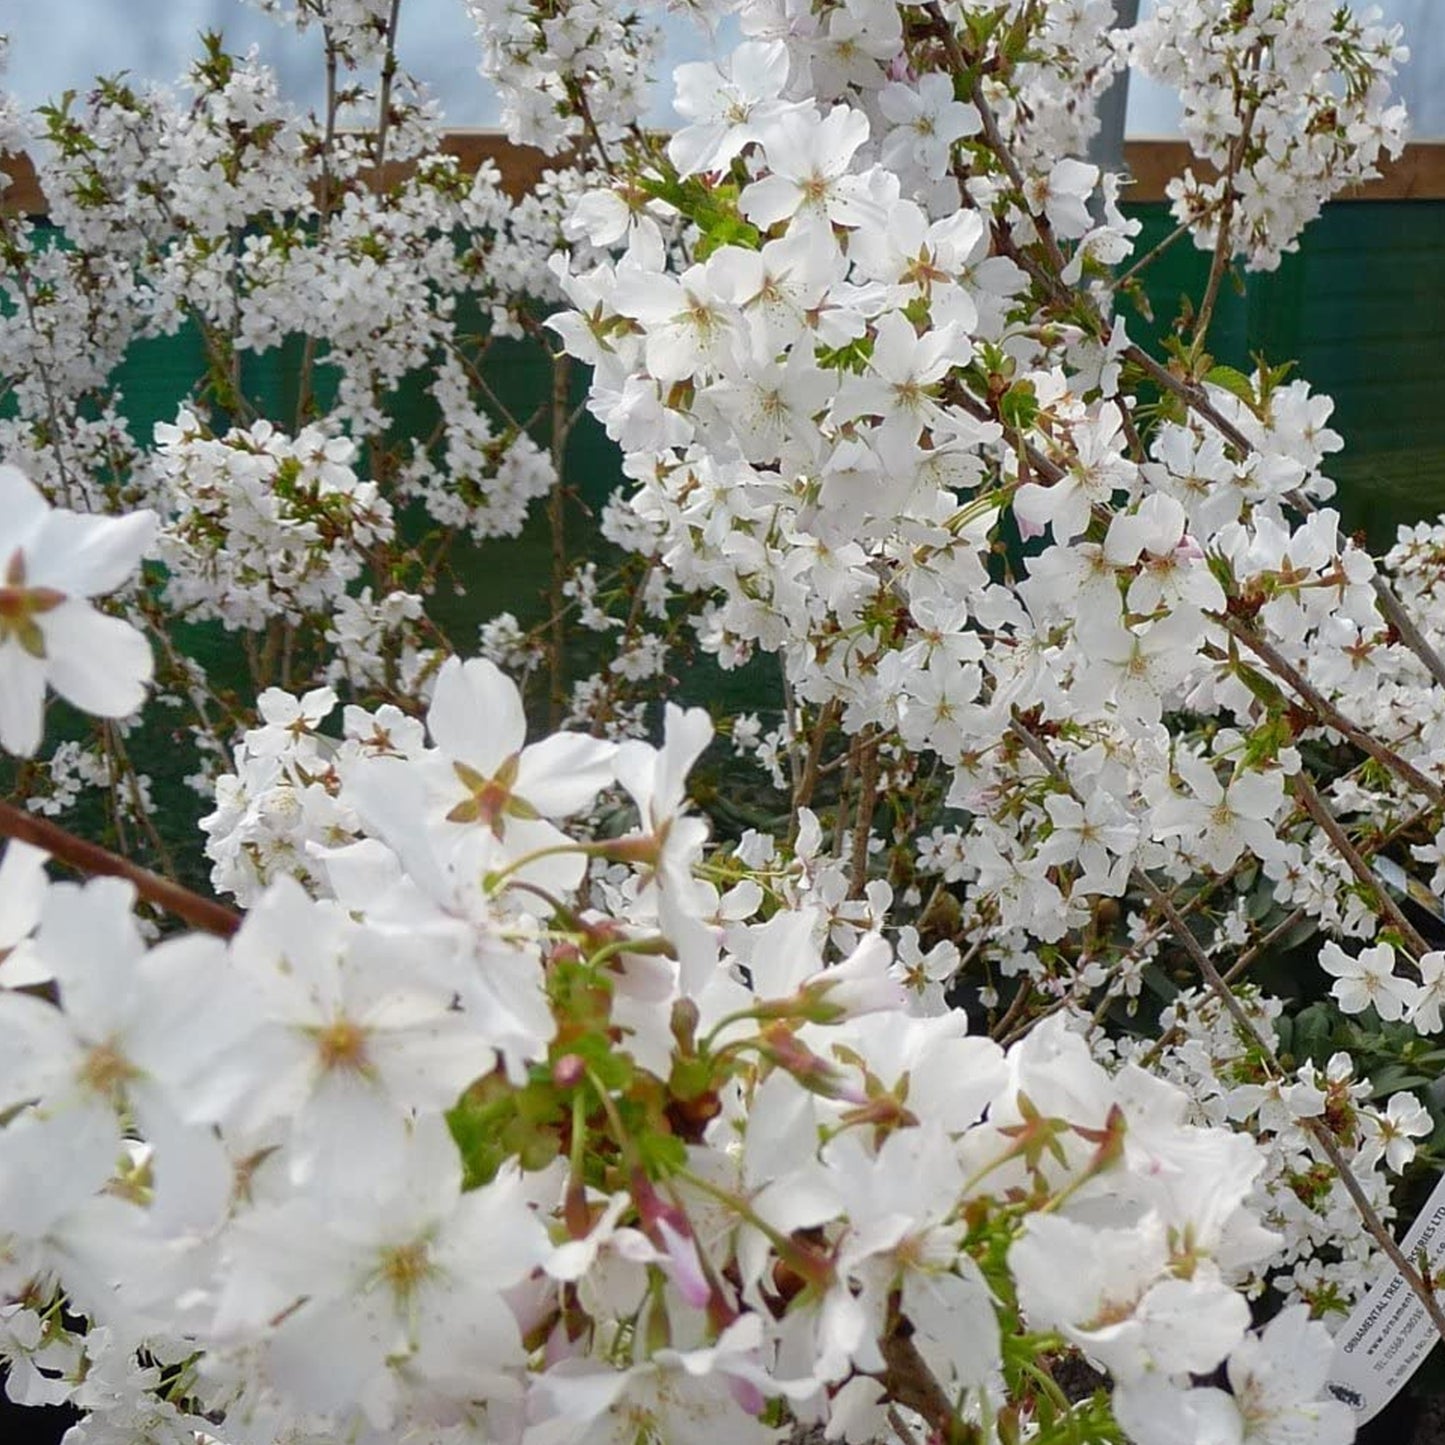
[552,1053,586,1089]
[796,934,908,1022]
[757,1021,868,1104]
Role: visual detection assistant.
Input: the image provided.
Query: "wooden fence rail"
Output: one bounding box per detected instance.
[5,135,1445,216]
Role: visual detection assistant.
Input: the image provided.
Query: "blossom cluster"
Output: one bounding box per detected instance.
[0,658,1356,1445]
[551,31,1404,1004]
[243,0,402,66]
[151,412,393,630]
[464,0,660,155]
[1131,0,1408,269]
[544,0,1445,1371]
[0,10,624,809]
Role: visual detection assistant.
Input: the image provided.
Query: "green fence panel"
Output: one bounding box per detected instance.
[1122,200,1445,546]
[31,202,1445,601]
[12,199,1445,875]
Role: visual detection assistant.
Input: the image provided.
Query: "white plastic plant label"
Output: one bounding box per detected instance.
[1326,1171,1445,1425]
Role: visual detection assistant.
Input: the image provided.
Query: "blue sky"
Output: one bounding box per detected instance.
[4,1,1443,136]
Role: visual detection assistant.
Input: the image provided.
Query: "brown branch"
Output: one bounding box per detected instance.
[878,1329,969,1444]
[371,0,405,182]
[990,977,1036,1043]
[1108,199,1224,294]
[547,352,573,730]
[849,725,882,898]
[0,799,241,937]
[1140,874,1445,1343]
[1221,905,1306,985]
[1191,81,1261,350]
[886,1404,923,1445]
[295,24,341,430]
[791,698,840,825]
[832,733,857,860]
[1291,771,1431,959]
[1132,903,1310,1069]
[1218,615,1445,809]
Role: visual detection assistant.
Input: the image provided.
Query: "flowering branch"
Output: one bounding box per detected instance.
[878,1329,969,1445]
[0,6,1433,1443]
[1008,706,1445,1334]
[1290,770,1431,959]
[1217,614,1445,808]
[1140,873,1445,1342]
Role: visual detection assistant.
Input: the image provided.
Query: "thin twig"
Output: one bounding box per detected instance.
[791,698,840,837]
[832,734,857,860]
[15,274,75,502]
[295,25,341,429]
[105,719,179,881]
[1191,83,1260,349]
[1218,615,1445,809]
[1221,905,1306,985]
[878,1329,968,1444]
[1292,771,1431,959]
[1109,200,1224,294]
[849,726,881,898]
[886,1405,923,1445]
[547,352,573,730]
[1370,577,1445,694]
[990,978,1036,1043]
[371,0,404,182]
[1141,874,1445,1342]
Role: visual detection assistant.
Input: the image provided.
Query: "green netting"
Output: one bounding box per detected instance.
[86,201,1445,557]
[11,199,1445,881]
[1122,200,1445,546]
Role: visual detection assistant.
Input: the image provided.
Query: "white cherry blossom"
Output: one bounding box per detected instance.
[0,465,155,756]
[1320,940,1419,1021]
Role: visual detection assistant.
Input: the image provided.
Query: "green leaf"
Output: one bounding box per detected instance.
[1205,365,1257,411]
[1367,1069,1433,1099]
[637,1129,687,1178]
[694,213,760,259]
[1240,714,1293,768]
[814,336,873,374]
[1279,915,1321,951]
[1233,659,1288,712]
[1141,963,1180,1003]
[1291,1003,1336,1065]
[999,380,1039,432]
[447,1094,510,1190]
